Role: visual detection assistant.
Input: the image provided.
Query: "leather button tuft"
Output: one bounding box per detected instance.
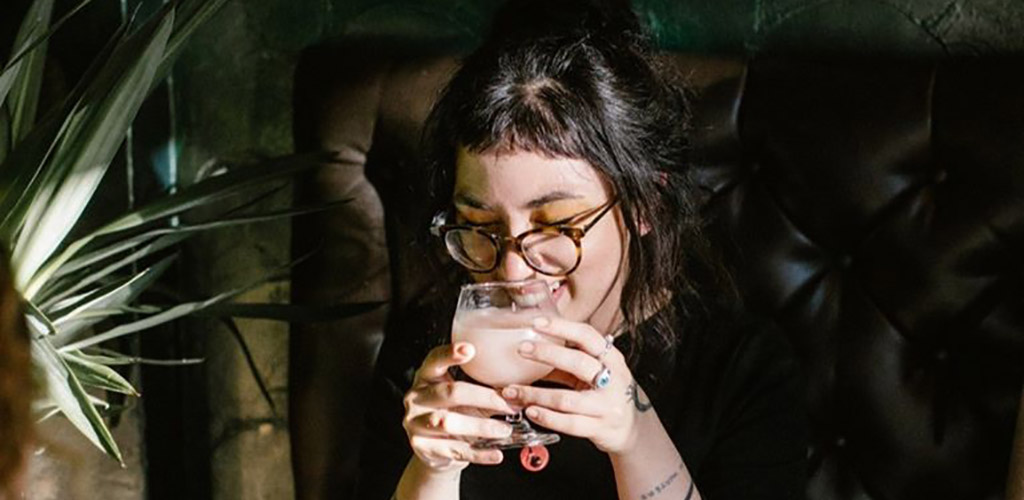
[935,349,949,362]
[934,170,948,184]
[835,436,847,448]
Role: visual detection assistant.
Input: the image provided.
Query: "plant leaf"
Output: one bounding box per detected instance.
[43,182,287,282]
[51,230,173,281]
[92,152,335,236]
[0,59,23,114]
[48,197,348,290]
[7,0,56,143]
[37,407,61,422]
[0,16,129,243]
[48,256,174,345]
[153,0,229,85]
[216,315,277,414]
[73,348,203,366]
[0,105,10,165]
[24,151,333,298]
[38,232,183,309]
[13,7,175,293]
[64,352,139,396]
[30,336,123,464]
[57,263,293,352]
[0,0,95,83]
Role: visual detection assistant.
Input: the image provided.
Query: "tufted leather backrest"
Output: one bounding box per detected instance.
[291,40,1024,499]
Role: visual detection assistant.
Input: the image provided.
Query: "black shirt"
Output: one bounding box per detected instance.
[355,300,808,500]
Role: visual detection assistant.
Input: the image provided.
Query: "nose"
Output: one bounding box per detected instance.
[496,242,534,282]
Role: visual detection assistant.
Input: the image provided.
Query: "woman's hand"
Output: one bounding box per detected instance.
[502,316,651,455]
[402,342,517,472]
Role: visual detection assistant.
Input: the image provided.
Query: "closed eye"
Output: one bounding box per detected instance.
[533,215,576,227]
[458,218,503,230]
[537,205,604,228]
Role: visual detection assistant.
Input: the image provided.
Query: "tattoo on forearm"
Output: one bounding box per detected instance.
[626,380,652,413]
[639,462,688,500]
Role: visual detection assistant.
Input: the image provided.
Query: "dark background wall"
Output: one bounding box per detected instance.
[173,2,1024,499]
[3,0,1023,499]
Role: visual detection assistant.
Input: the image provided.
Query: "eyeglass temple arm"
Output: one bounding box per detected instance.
[580,198,619,232]
[430,212,447,236]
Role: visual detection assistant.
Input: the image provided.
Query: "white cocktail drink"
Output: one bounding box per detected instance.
[451,279,563,450]
[452,308,562,388]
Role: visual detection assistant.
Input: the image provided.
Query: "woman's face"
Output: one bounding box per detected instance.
[453,147,628,333]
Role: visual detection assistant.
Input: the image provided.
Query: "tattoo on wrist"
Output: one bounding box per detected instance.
[639,462,688,500]
[626,380,652,413]
[682,480,695,500]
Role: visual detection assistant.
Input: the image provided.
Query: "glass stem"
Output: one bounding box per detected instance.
[506,411,533,433]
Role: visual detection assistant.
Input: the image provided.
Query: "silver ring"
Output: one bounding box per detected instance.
[591,365,612,389]
[597,334,615,361]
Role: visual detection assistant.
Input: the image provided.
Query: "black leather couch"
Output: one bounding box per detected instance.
[290,39,1024,500]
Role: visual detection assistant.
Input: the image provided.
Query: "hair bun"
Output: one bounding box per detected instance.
[486,0,643,48]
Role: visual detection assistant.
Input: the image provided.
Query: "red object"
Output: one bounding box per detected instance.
[520,445,549,472]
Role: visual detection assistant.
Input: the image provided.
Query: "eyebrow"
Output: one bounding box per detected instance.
[524,190,583,208]
[453,190,583,211]
[453,193,490,210]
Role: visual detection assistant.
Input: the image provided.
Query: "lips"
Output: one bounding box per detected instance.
[549,280,567,301]
[509,280,566,307]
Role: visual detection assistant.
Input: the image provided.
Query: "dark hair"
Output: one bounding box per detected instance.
[422,0,733,359]
[0,245,32,497]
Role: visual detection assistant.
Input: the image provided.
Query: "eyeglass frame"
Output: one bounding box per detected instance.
[430,197,620,277]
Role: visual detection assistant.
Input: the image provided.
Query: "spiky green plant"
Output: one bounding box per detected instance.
[0,0,338,464]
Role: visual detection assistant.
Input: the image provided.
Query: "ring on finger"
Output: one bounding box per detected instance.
[590,364,612,389]
[597,334,615,361]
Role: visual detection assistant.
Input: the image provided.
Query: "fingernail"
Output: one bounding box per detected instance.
[456,343,473,357]
[487,451,504,464]
[493,398,516,414]
[494,423,513,438]
[502,387,518,399]
[533,317,550,328]
[525,407,540,419]
[518,342,535,354]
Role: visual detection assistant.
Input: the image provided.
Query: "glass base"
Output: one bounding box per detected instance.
[471,414,561,450]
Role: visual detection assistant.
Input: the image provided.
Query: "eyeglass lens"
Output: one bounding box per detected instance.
[444,230,578,275]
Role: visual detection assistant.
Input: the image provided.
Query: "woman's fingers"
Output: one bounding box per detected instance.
[537,368,580,388]
[518,340,606,384]
[415,343,476,383]
[411,436,504,466]
[406,410,513,440]
[412,380,515,415]
[523,405,602,438]
[502,385,603,417]
[532,316,611,358]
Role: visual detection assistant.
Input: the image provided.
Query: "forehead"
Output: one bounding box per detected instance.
[453,147,608,204]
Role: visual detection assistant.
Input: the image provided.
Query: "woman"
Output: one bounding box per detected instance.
[0,246,32,499]
[356,1,807,498]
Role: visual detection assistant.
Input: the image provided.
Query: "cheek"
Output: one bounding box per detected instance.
[564,225,627,311]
